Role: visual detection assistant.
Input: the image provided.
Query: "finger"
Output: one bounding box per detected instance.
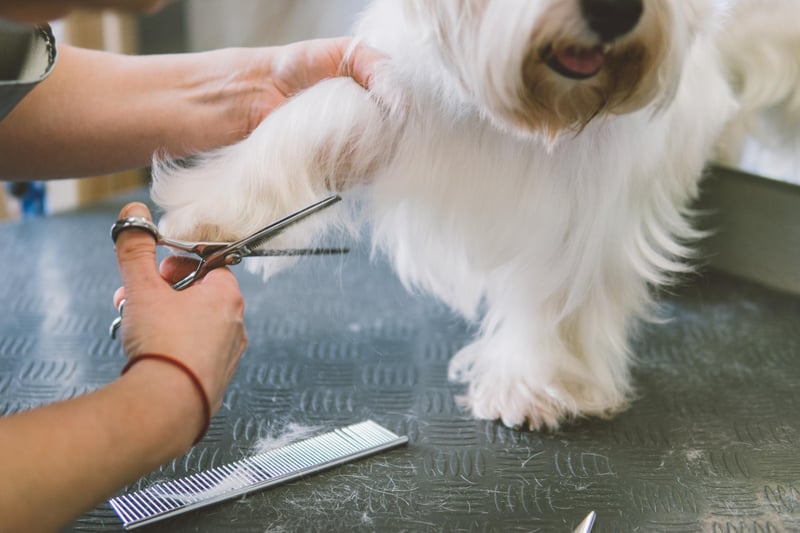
[200,268,246,320]
[339,38,386,90]
[200,266,243,297]
[113,286,125,308]
[159,255,201,284]
[115,202,162,289]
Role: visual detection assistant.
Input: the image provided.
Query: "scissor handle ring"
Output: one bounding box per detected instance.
[110,216,159,244]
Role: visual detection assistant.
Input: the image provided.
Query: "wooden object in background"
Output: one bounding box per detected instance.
[0,188,8,220]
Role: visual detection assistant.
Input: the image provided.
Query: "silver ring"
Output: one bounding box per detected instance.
[110,216,159,244]
[109,298,127,340]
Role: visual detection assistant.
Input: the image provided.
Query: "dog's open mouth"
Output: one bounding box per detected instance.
[543,44,605,80]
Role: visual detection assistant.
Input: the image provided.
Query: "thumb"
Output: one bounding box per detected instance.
[340,38,386,90]
[115,202,161,290]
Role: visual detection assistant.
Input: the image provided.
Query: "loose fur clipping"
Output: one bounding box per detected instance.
[152,0,798,430]
[252,423,325,455]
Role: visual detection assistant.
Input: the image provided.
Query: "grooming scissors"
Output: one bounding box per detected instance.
[108,195,344,339]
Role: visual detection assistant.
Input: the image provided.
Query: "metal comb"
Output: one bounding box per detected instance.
[108,420,408,530]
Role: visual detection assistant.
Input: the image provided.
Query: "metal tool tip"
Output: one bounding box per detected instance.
[573,511,596,533]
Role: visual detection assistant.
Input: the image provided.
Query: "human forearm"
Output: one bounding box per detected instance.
[0,44,270,179]
[0,37,383,181]
[0,200,247,532]
[0,360,203,532]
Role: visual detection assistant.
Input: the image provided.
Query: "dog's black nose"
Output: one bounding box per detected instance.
[580,0,644,42]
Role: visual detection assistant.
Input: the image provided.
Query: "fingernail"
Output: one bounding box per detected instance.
[121,202,151,219]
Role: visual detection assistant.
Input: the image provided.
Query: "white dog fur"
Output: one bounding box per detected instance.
[714,0,800,165]
[151,0,795,429]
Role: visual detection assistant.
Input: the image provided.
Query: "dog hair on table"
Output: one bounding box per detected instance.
[151,0,797,429]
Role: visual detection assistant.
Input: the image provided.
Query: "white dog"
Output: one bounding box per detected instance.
[151,0,788,429]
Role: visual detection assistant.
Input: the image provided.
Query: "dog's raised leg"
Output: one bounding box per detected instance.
[151,77,395,273]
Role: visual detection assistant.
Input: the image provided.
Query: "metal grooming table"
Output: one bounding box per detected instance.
[1,192,798,532]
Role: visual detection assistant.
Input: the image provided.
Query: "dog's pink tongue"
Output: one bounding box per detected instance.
[555,46,605,76]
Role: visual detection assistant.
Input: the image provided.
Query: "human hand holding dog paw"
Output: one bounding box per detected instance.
[113,202,248,440]
[238,37,386,135]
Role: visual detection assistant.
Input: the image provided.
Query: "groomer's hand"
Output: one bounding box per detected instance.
[241,37,386,134]
[113,202,247,416]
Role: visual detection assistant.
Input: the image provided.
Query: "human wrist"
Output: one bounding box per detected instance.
[122,354,211,445]
[117,357,209,457]
[174,47,270,151]
[95,48,260,161]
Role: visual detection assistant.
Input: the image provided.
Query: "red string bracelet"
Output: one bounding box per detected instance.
[121,353,212,446]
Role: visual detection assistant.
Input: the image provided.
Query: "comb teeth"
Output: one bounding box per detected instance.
[109,420,408,530]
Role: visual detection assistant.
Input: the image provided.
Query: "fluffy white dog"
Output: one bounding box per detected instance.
[152,0,783,429]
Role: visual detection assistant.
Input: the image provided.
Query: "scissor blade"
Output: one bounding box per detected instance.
[235,195,342,256]
[246,247,350,257]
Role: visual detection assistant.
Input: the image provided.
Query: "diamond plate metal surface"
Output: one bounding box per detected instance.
[1,193,799,532]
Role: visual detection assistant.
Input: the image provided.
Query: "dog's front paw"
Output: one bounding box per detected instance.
[157,206,243,244]
[448,341,566,429]
[455,375,575,430]
[449,340,627,430]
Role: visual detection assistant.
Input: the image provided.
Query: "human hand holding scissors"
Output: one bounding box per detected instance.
[109,195,344,339]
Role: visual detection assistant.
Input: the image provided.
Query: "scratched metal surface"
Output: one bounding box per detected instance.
[1,194,799,533]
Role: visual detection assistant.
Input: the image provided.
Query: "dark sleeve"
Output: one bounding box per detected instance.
[0,21,57,122]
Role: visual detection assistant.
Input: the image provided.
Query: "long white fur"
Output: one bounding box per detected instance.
[714,0,800,164]
[151,0,789,429]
